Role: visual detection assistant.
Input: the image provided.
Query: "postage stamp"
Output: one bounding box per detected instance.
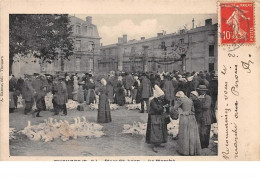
[220,1,255,45]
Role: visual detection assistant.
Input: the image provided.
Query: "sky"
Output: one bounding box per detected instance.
[75,14,217,46]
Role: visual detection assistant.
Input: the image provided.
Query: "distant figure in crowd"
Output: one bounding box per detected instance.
[77,81,85,104]
[33,86,47,117]
[72,75,78,101]
[115,81,126,106]
[65,75,73,99]
[140,73,153,113]
[96,78,111,123]
[172,91,201,155]
[146,85,170,153]
[22,75,36,115]
[53,76,68,116]
[86,78,96,105]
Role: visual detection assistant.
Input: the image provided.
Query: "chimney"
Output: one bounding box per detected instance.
[86,16,92,24]
[118,37,123,44]
[141,37,145,40]
[157,33,163,37]
[205,18,212,26]
[100,43,103,47]
[123,34,127,43]
[192,18,194,29]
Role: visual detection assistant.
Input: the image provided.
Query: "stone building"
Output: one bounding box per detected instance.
[41,16,101,74]
[100,18,217,73]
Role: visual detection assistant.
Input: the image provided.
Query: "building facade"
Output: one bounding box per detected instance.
[42,16,101,74]
[100,19,218,73]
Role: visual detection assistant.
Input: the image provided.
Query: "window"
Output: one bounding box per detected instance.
[75,25,81,34]
[179,38,184,44]
[88,42,94,51]
[87,27,93,37]
[85,26,88,32]
[75,40,81,51]
[71,25,74,33]
[75,57,81,71]
[161,41,166,50]
[209,45,214,57]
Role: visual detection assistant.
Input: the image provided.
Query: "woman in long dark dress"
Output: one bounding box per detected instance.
[172,91,201,156]
[146,85,170,153]
[115,82,126,106]
[96,78,111,123]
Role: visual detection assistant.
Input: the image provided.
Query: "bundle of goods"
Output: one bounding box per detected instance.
[167,118,179,138]
[17,95,24,108]
[122,118,180,137]
[122,122,147,136]
[110,104,119,110]
[66,99,80,110]
[9,128,17,140]
[89,103,119,111]
[125,96,132,104]
[18,116,105,142]
[125,103,147,111]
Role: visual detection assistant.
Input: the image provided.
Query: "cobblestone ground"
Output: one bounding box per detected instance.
[9,105,218,156]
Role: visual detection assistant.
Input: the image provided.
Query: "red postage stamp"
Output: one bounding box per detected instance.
[220,2,255,44]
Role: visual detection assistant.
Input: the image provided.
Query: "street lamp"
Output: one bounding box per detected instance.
[91,43,95,73]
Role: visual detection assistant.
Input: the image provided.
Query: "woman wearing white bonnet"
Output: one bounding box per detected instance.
[171,90,201,155]
[145,85,170,153]
[96,78,111,123]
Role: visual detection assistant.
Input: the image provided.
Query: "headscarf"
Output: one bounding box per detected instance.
[153,85,164,98]
[190,91,199,97]
[101,78,107,86]
[176,91,187,98]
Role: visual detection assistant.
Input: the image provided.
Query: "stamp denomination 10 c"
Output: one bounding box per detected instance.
[220,2,255,45]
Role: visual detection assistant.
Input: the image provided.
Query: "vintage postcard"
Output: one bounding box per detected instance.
[0,0,259,161]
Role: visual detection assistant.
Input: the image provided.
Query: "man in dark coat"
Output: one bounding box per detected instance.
[32,86,47,117]
[22,75,36,115]
[197,85,213,149]
[124,73,134,97]
[140,74,153,113]
[53,76,68,115]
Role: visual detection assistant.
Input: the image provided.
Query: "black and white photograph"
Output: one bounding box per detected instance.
[9,14,218,156]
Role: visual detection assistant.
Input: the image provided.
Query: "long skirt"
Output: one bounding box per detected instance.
[107,85,114,103]
[97,95,111,123]
[77,90,84,104]
[72,91,78,101]
[177,114,201,155]
[146,115,168,145]
[86,89,96,105]
[115,89,125,106]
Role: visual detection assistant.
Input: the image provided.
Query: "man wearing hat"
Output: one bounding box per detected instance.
[197,85,214,149]
[140,73,153,113]
[53,75,68,116]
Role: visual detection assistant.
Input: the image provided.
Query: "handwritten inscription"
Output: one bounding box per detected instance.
[220,52,254,160]
[241,60,254,73]
[0,56,3,102]
[231,65,239,96]
[232,123,238,159]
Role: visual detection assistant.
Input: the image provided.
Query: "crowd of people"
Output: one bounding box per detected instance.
[9,70,218,155]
